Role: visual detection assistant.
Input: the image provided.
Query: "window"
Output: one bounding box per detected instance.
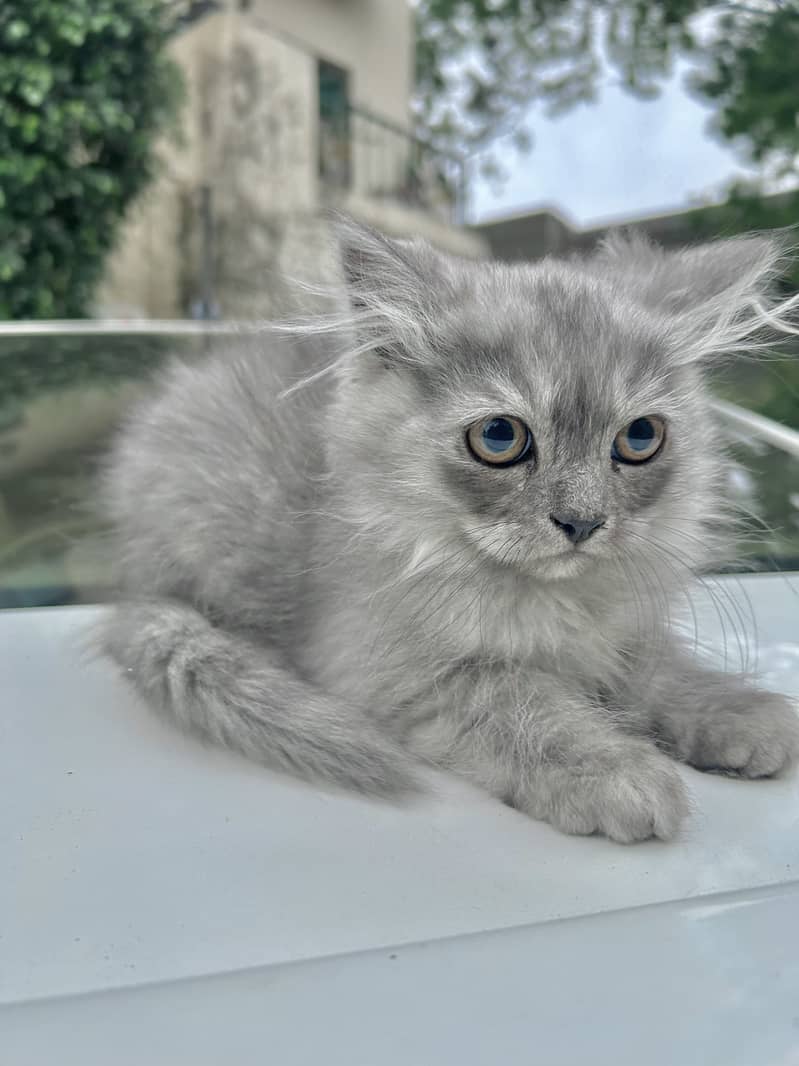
[318,59,351,188]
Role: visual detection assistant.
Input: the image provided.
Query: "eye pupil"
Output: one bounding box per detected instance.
[482,417,516,453]
[626,418,655,451]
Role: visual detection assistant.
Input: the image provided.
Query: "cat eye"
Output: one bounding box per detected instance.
[466,416,533,467]
[611,416,665,464]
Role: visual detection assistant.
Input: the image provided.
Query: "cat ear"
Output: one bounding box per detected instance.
[594,231,798,363]
[334,215,448,365]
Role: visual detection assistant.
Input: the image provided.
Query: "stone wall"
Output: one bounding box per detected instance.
[96,1,486,321]
[252,0,412,132]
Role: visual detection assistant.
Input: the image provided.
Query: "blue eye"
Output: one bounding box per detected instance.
[467,416,533,467]
[612,416,665,464]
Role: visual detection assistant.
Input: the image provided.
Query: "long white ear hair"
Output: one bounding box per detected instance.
[594,230,799,365]
[271,216,455,398]
[334,215,457,367]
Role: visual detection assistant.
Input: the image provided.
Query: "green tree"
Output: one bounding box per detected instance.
[687,3,799,430]
[413,1,798,182]
[0,0,182,319]
[693,3,799,181]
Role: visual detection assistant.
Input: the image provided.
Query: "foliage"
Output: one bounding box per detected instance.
[691,3,799,180]
[413,1,797,181]
[0,334,170,425]
[414,1,696,164]
[0,0,182,319]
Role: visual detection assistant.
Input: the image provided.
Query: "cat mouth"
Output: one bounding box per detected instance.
[532,549,598,579]
[463,524,604,578]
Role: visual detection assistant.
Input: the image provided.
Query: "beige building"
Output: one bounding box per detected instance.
[98,0,485,319]
[474,191,799,262]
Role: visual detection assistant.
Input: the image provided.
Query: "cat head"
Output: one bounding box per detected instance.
[326,218,795,586]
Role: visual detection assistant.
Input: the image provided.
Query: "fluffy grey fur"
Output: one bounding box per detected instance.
[100,219,799,842]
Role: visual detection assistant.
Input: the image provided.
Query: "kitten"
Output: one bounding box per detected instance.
[100,219,799,843]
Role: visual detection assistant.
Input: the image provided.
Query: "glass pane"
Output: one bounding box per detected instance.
[713,351,799,433]
[1,330,796,609]
[723,432,799,573]
[0,330,228,609]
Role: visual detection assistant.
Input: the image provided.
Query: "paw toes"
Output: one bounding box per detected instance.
[652,792,688,840]
[688,698,799,780]
[720,743,751,772]
[591,763,687,843]
[603,813,655,845]
[741,742,794,779]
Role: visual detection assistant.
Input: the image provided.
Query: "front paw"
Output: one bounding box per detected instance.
[528,742,689,844]
[686,691,799,778]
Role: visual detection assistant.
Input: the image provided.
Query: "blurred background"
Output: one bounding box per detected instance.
[0,0,797,607]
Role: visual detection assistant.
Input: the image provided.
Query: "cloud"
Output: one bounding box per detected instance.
[470,64,757,228]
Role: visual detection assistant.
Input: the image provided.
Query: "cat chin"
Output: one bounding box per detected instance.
[528,552,597,582]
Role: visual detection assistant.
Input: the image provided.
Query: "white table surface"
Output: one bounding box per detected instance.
[2,573,799,1064]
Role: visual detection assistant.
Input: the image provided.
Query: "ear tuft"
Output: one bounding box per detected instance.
[335,217,406,290]
[595,230,788,312]
[331,215,446,365]
[594,230,798,362]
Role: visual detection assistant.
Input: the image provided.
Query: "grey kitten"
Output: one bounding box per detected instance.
[100,219,799,843]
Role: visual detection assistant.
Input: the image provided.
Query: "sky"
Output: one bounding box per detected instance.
[469,61,756,230]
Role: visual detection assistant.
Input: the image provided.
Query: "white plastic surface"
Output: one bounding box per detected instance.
[2,574,799,1062]
[6,883,799,1066]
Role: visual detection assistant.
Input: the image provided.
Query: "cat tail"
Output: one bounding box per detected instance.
[99,599,421,797]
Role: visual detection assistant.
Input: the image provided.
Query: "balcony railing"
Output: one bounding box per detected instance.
[319,105,465,225]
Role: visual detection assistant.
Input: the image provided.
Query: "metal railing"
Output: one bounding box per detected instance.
[0,319,234,336]
[319,105,466,225]
[712,399,799,460]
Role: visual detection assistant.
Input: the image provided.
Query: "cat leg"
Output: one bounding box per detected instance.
[410,669,689,843]
[613,640,799,778]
